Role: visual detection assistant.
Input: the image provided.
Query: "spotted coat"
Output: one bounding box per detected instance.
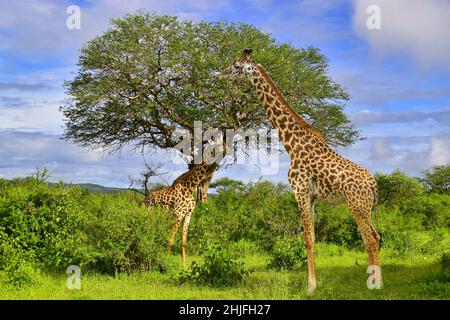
[144,163,217,267]
[221,49,382,294]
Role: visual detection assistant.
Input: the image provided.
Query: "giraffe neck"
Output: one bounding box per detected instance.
[251,64,327,156]
[172,163,217,192]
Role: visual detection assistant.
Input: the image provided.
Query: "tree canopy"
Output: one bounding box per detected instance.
[210,177,245,192]
[375,169,423,206]
[422,164,450,194]
[62,12,360,155]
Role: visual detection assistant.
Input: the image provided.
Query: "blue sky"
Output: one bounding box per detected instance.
[0,0,449,187]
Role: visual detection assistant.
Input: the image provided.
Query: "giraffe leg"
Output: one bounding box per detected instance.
[302,201,317,295]
[348,200,383,288]
[293,192,316,294]
[167,216,182,256]
[311,199,316,239]
[180,199,196,268]
[289,170,317,295]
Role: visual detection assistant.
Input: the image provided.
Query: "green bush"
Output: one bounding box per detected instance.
[440,252,450,281]
[76,193,172,274]
[375,170,423,207]
[0,179,172,285]
[189,180,449,253]
[315,243,344,257]
[399,194,450,229]
[380,228,418,257]
[0,231,40,287]
[314,203,363,250]
[204,180,447,253]
[189,181,300,253]
[0,179,86,270]
[0,260,40,288]
[1,173,449,287]
[267,235,306,271]
[178,242,250,287]
[418,228,449,256]
[230,239,261,257]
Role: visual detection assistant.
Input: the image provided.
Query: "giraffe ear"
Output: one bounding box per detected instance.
[242,48,253,61]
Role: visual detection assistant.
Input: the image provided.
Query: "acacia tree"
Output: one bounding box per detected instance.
[62,12,360,199]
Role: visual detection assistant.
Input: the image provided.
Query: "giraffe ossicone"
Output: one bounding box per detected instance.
[221,49,382,294]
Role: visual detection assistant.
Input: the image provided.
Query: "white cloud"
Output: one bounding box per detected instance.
[0,92,65,133]
[0,130,191,186]
[370,138,393,160]
[350,109,450,128]
[0,0,231,60]
[339,135,450,175]
[0,129,291,187]
[429,137,450,166]
[353,0,450,69]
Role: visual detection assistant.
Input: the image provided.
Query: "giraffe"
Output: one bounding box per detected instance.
[144,162,218,267]
[188,162,213,203]
[196,177,212,203]
[221,49,382,294]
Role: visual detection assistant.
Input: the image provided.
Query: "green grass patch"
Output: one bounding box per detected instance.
[1,247,448,300]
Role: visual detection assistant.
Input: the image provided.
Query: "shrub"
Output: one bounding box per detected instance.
[190,181,300,252]
[418,228,449,256]
[0,231,40,287]
[0,179,172,281]
[399,194,450,229]
[440,252,450,282]
[267,236,306,271]
[0,180,86,271]
[0,260,40,288]
[380,228,418,257]
[314,203,363,250]
[315,243,344,257]
[422,164,450,195]
[230,239,261,257]
[375,170,423,207]
[178,242,250,287]
[78,194,172,274]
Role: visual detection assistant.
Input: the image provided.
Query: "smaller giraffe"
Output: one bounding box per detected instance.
[196,175,213,203]
[144,162,218,267]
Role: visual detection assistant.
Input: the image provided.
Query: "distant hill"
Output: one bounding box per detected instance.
[76,183,127,193]
[3,179,216,196]
[2,178,129,194]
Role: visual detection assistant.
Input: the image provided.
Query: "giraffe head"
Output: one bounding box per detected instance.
[220,48,256,79]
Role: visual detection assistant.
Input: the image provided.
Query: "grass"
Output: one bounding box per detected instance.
[1,243,448,300]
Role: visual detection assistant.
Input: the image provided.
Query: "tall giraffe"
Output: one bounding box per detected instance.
[221,49,382,294]
[144,162,218,267]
